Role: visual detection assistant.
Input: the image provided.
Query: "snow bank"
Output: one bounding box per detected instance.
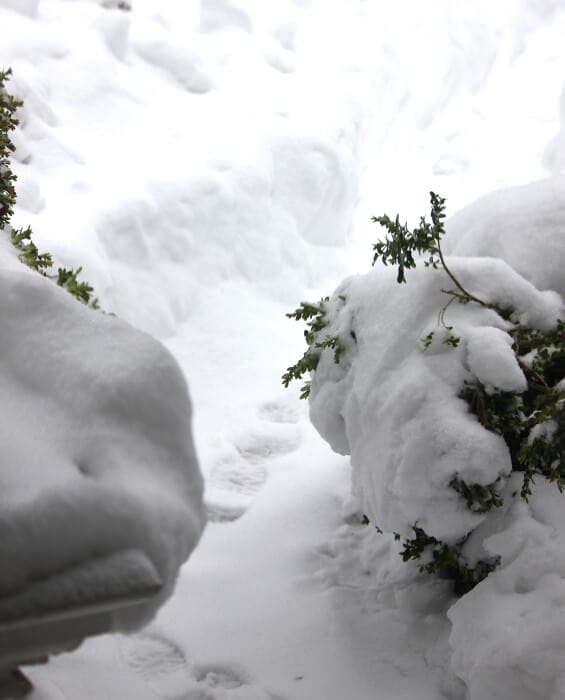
[0,0,369,338]
[308,177,565,697]
[0,267,205,630]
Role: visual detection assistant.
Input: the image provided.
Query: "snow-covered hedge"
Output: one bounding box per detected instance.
[287,178,565,698]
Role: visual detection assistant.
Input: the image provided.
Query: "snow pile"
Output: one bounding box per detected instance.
[308,177,565,697]
[0,266,205,629]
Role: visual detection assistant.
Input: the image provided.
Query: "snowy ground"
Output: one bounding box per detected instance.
[1,0,565,698]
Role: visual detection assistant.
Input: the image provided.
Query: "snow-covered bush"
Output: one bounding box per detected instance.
[283,181,565,698]
[284,191,564,596]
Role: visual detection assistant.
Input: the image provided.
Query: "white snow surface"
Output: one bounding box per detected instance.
[0,266,205,628]
[1,0,565,698]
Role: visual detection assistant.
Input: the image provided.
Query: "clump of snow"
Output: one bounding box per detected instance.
[0,268,205,629]
[465,326,527,393]
[447,256,564,331]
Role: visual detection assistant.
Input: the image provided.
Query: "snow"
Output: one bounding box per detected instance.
[0,267,205,628]
[465,326,527,393]
[444,176,565,300]
[449,475,565,700]
[0,0,564,698]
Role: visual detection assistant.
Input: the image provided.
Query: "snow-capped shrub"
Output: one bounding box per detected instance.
[284,192,564,596]
[0,68,98,307]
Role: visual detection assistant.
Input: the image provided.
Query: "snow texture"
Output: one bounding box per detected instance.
[465,326,527,393]
[1,0,565,698]
[449,475,565,700]
[0,269,205,629]
[444,176,565,300]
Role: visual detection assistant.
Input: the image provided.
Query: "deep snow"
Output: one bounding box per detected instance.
[0,266,205,629]
[0,0,564,698]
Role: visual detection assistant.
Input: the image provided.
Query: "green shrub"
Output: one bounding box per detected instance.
[282,297,344,399]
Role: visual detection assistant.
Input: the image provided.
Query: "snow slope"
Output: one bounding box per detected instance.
[0,0,564,698]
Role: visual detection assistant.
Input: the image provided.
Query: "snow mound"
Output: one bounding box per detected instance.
[0,268,205,630]
[445,175,565,299]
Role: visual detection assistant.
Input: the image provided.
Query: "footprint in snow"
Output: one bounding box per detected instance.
[206,400,302,523]
[119,630,189,697]
[258,398,301,425]
[120,631,283,699]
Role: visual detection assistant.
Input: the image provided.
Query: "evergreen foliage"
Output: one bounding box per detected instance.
[372,192,492,313]
[57,266,99,308]
[282,297,345,399]
[0,68,99,308]
[449,475,504,513]
[397,526,499,596]
[461,322,565,500]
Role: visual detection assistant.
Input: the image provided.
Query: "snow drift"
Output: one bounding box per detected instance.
[0,265,205,630]
[308,177,565,698]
